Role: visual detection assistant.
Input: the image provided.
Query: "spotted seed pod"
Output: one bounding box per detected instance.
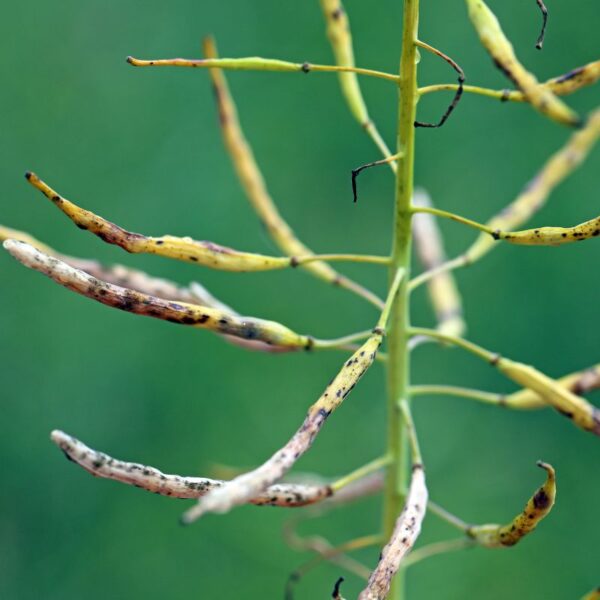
[468,462,556,547]
[3,240,313,350]
[496,215,600,245]
[181,333,383,523]
[202,38,383,309]
[504,363,600,409]
[497,357,600,435]
[25,172,296,272]
[358,465,427,600]
[51,430,332,506]
[465,108,600,263]
[465,0,580,127]
[412,190,465,336]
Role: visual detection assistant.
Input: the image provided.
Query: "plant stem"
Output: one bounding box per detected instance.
[384,1,420,599]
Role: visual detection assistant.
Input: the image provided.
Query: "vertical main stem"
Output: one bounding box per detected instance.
[383,1,419,599]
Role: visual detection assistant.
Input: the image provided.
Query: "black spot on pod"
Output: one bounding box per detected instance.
[533,488,550,509]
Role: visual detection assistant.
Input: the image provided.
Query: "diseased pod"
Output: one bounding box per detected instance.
[2,0,599,598]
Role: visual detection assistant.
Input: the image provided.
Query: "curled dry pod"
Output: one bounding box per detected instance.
[465,0,580,127]
[3,240,312,350]
[469,461,556,547]
[51,430,332,506]
[497,358,600,435]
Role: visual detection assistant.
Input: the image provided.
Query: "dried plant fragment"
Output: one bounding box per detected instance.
[534,0,548,50]
[465,0,580,127]
[51,430,331,506]
[3,240,313,349]
[496,215,600,245]
[496,358,600,435]
[468,462,556,547]
[412,190,465,336]
[466,107,600,263]
[201,37,384,309]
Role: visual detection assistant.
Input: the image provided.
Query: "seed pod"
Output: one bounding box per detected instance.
[497,357,600,435]
[25,172,293,272]
[358,465,428,600]
[504,363,600,409]
[465,108,600,263]
[51,430,332,506]
[318,0,368,125]
[468,462,556,547]
[202,38,384,309]
[581,588,600,600]
[3,240,312,349]
[496,215,600,245]
[412,190,466,336]
[465,0,580,127]
[181,333,383,522]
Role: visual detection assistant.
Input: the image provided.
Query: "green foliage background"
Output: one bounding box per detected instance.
[1,1,598,598]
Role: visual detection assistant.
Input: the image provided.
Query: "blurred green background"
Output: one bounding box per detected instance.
[1,1,598,598]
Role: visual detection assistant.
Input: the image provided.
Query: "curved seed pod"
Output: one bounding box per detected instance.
[51,430,331,506]
[0,225,298,353]
[25,172,295,272]
[504,363,600,409]
[358,465,427,600]
[3,240,312,349]
[412,190,465,337]
[465,108,600,263]
[496,357,600,435]
[468,462,556,547]
[319,0,369,125]
[181,333,383,522]
[496,215,600,245]
[465,0,580,127]
[201,38,384,309]
[581,588,600,600]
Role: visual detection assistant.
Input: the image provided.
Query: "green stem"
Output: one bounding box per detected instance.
[384,2,420,599]
[410,384,504,406]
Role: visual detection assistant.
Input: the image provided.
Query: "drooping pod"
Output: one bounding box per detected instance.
[504,363,600,409]
[497,357,600,435]
[181,332,384,522]
[3,240,313,350]
[468,462,556,547]
[496,215,600,246]
[201,38,384,309]
[25,172,295,272]
[358,401,427,600]
[465,108,600,263]
[465,0,580,127]
[51,430,332,506]
[412,189,466,336]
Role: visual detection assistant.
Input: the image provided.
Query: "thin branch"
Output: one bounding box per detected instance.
[126,55,399,83]
[351,154,402,203]
[535,1,548,50]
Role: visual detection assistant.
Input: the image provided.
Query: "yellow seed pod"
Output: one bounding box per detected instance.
[25,172,294,272]
[319,0,368,125]
[497,216,600,246]
[545,60,600,98]
[465,108,600,263]
[469,462,556,547]
[3,240,312,350]
[497,357,600,435]
[504,364,600,409]
[201,38,383,308]
[465,0,580,127]
[581,588,600,600]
